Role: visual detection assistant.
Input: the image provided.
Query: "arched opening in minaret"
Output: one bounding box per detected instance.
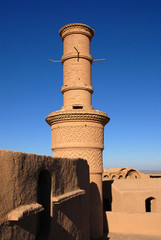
[36,170,51,239]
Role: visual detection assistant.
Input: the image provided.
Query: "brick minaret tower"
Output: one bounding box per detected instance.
[46,23,110,239]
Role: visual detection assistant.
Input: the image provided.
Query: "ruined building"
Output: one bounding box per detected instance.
[0,23,161,240]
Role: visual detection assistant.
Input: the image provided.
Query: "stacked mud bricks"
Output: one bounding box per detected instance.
[46,23,110,239]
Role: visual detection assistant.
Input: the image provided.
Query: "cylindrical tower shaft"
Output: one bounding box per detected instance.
[59,23,94,110]
[46,23,110,240]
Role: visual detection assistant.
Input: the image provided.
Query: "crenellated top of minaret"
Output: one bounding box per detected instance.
[59,23,95,41]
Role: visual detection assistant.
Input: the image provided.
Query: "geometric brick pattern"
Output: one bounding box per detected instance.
[52,125,103,147]
[53,148,103,173]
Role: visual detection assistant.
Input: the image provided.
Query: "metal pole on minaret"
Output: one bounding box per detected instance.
[46,23,110,239]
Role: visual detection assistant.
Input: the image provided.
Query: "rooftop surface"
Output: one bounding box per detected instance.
[104,233,161,240]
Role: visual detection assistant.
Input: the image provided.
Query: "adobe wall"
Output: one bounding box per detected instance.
[103,179,161,213]
[0,150,89,240]
[112,179,161,213]
[104,212,161,237]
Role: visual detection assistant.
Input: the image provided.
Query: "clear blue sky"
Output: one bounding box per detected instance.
[1,0,161,170]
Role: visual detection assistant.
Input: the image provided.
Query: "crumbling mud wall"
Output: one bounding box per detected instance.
[0,150,89,240]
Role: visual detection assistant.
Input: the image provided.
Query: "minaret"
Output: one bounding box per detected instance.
[46,23,110,239]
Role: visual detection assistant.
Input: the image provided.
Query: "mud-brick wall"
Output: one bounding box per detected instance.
[0,150,89,240]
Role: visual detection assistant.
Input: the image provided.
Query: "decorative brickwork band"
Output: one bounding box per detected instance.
[61,84,93,94]
[51,125,104,149]
[53,148,103,173]
[46,110,109,126]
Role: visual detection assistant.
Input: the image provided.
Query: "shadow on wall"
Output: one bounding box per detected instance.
[36,169,52,240]
[0,215,38,240]
[89,181,104,240]
[50,159,90,240]
[102,180,113,235]
[51,197,83,240]
[35,160,90,240]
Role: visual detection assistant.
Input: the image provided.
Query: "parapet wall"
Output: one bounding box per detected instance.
[0,150,89,240]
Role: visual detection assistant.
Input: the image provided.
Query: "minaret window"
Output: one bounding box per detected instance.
[73,106,83,109]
